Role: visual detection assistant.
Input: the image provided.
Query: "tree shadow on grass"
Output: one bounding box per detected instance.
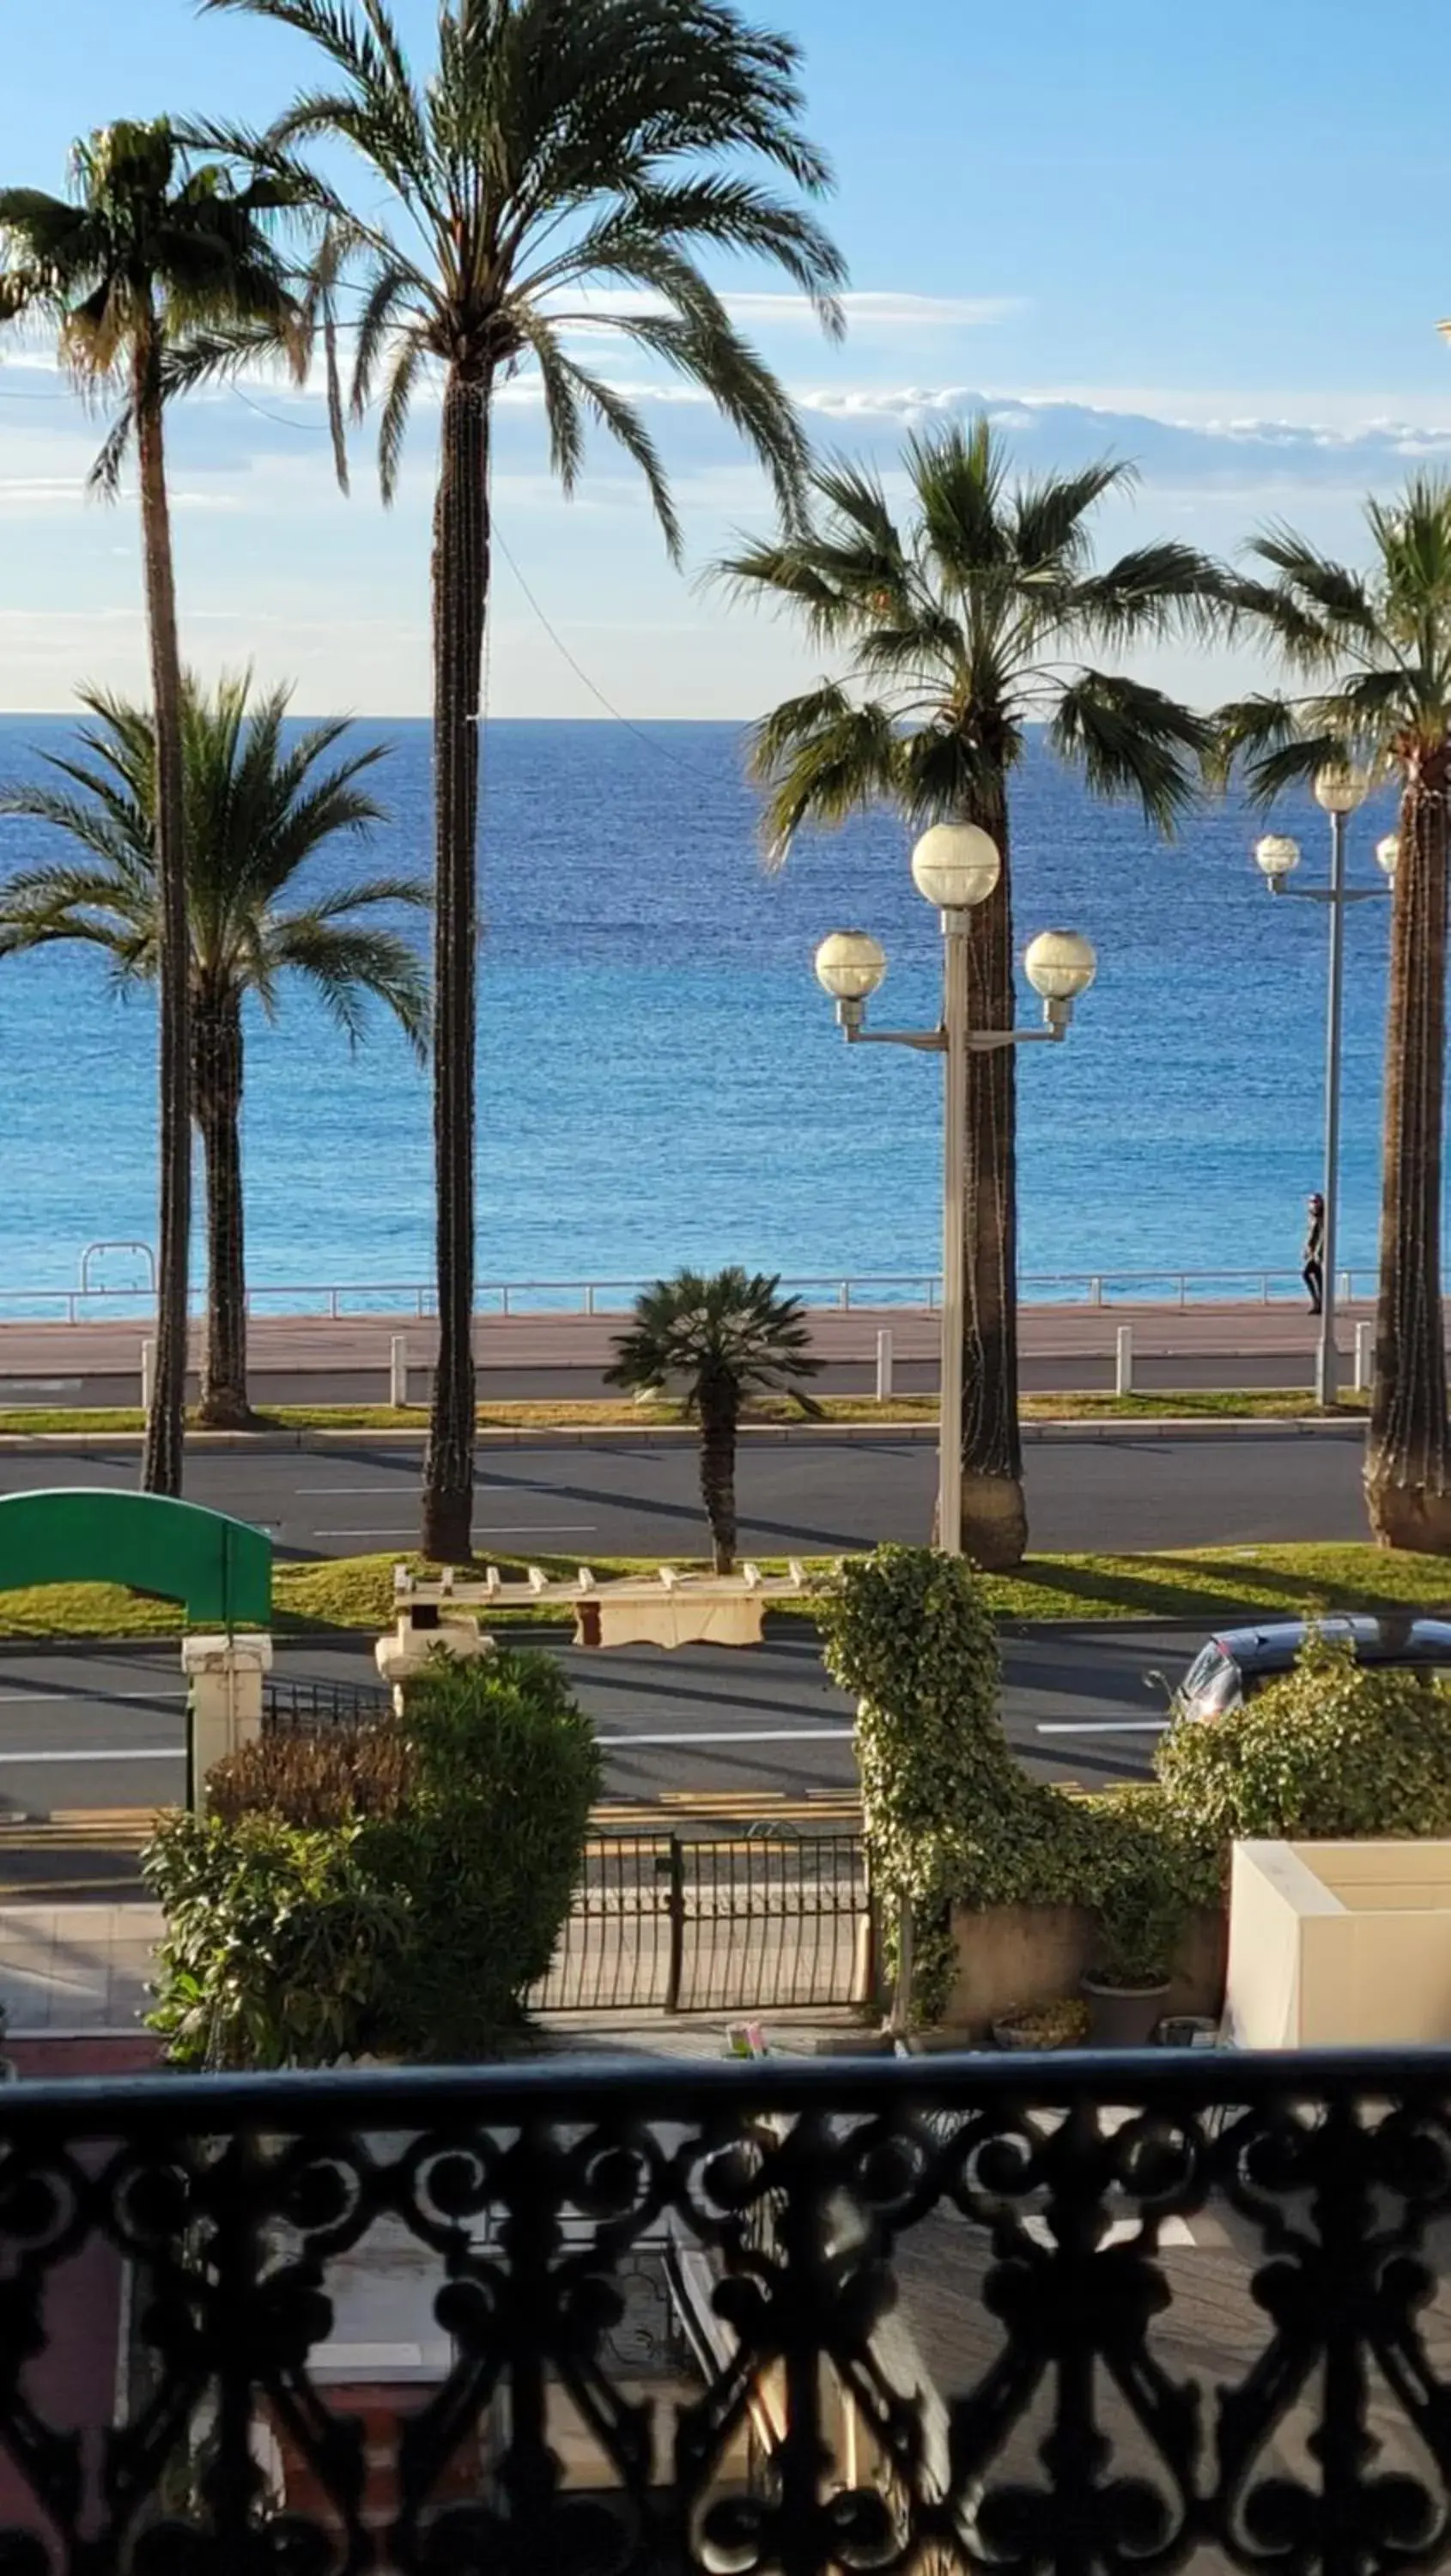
[991,1550,1450,1625]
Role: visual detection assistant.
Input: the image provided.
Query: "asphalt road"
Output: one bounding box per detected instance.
[0,1427,1375,1558]
[0,1621,1232,1833]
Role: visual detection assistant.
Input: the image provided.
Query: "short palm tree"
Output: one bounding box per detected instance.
[606,1268,823,1571]
[721,420,1219,1567]
[1221,477,1451,1551]
[197,0,846,1561]
[0,121,300,1492]
[0,676,427,1427]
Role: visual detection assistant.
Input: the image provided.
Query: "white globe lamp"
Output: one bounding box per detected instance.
[1024,929,1097,1029]
[1255,833,1302,890]
[909,823,1001,914]
[814,929,887,1030]
[1314,762,1370,815]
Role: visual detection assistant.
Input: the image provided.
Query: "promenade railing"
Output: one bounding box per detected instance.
[0,1262,1385,1325]
[5,2048,1451,2572]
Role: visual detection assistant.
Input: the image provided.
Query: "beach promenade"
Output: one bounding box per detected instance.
[0,1297,1389,1404]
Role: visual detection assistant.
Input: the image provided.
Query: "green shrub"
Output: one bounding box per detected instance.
[145,1646,601,2067]
[1157,1629,1451,1844]
[363,1649,604,2057]
[144,1814,413,2069]
[825,1554,1451,2021]
[818,1548,1215,2018]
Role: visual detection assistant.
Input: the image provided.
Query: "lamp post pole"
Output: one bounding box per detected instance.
[813,827,1097,1557]
[1318,805,1350,1407]
[938,914,969,1554]
[1255,766,1395,1413]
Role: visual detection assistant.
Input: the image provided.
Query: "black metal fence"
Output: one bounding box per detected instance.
[5,2050,1451,2573]
[263,1674,394,1732]
[528,1832,871,2013]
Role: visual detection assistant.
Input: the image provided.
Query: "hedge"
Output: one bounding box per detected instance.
[822,1551,1451,2024]
[146,1646,601,2067]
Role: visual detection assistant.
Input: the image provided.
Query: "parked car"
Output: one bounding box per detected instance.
[1151,1616,1451,1723]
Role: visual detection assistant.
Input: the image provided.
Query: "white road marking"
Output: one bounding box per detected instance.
[0,1747,178,1765]
[299,1485,418,1495]
[597,1727,853,1747]
[0,1690,188,1705]
[1035,1720,1170,1736]
[313,1523,598,1539]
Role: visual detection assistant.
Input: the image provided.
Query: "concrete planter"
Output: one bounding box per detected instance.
[943,1902,1226,2040]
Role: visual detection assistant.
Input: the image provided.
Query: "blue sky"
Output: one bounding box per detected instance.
[3,0,1451,714]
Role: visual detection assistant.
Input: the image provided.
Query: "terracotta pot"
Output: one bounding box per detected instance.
[1081,1976,1170,2049]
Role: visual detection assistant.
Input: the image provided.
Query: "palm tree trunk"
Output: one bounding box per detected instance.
[134,327,191,1498]
[699,1399,738,1574]
[193,987,252,1430]
[958,777,1027,1570]
[1366,758,1451,1547]
[421,365,489,1564]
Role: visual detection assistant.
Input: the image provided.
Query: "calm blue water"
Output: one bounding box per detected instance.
[0,715,1409,1307]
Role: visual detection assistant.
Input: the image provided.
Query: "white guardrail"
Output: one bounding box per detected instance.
[0,1262,1387,1324]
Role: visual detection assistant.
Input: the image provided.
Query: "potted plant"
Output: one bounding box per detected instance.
[1083,1876,1183,2048]
[991,1998,1090,2051]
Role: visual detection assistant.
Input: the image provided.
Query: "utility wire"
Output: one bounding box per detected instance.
[491,523,712,776]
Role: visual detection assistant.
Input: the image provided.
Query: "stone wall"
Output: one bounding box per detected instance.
[941,1902,1227,2036]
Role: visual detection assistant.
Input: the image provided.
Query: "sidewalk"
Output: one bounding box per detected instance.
[0,1906,883,2056]
[0,1298,1385,1400]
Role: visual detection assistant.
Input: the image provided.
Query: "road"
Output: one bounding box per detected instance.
[0,1427,1375,1558]
[0,1620,1225,1871]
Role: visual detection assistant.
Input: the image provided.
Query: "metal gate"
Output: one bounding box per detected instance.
[528,1832,873,2014]
[262,1683,872,2014]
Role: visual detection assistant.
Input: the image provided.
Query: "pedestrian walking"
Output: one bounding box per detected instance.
[1302,1192,1326,1315]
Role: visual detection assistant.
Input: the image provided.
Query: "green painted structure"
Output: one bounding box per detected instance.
[0,1488,271,1626]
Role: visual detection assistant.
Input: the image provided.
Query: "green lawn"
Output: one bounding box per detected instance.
[0,1540,1443,1642]
[0,1388,1365,1437]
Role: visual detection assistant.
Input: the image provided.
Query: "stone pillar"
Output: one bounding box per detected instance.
[375,1613,494,1712]
[181,1632,273,1815]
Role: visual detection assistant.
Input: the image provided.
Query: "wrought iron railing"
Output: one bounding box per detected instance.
[3,2050,1451,2573]
[263,1676,394,1731]
[528,1832,871,2014]
[0,1263,1401,1326]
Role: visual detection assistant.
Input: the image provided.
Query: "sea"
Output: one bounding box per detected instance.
[0,714,1412,1314]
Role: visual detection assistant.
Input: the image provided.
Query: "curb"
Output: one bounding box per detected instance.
[0,1415,1369,1457]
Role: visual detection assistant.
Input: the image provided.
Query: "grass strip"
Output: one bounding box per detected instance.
[0,1541,1444,1643]
[0,1388,1367,1436]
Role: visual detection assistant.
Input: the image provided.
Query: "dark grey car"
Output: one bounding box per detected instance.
[1165,1615,1451,1722]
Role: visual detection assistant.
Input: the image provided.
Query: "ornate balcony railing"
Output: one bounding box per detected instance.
[3,2048,1451,2573]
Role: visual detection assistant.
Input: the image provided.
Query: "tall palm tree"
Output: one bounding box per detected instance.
[0,676,427,1427]
[0,122,301,1492]
[606,1267,822,1571]
[197,0,846,1561]
[1221,477,1451,1551]
[721,420,1219,1568]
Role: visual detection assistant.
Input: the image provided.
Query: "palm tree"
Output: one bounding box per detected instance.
[196,0,846,1562]
[1221,477,1451,1552]
[720,420,1219,1568]
[606,1268,822,1571]
[0,676,427,1427]
[0,121,300,1492]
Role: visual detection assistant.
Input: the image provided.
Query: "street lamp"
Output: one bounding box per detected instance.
[1254,762,1388,1406]
[815,823,1097,1556]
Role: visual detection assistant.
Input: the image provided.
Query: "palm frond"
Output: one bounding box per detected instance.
[746,690,902,866]
[1059,541,1228,650]
[1049,671,1212,835]
[1008,460,1133,569]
